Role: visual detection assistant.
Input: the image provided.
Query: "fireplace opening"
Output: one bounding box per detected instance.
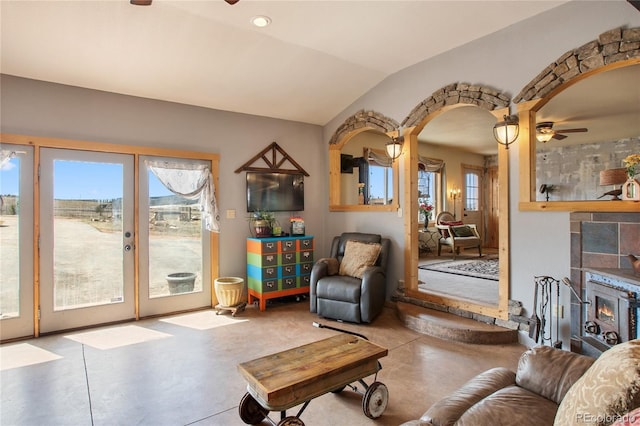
[581,277,637,355]
[596,296,616,324]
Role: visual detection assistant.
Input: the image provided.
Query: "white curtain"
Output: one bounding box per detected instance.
[418,155,444,172]
[366,148,392,167]
[146,160,220,232]
[0,150,18,168]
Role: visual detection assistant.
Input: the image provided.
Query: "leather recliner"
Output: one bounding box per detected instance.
[309,232,390,323]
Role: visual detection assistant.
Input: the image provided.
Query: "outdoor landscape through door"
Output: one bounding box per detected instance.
[39,149,135,333]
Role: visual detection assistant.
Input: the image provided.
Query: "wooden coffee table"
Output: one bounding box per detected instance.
[237,332,389,425]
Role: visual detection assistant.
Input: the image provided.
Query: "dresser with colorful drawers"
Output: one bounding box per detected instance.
[246,236,314,311]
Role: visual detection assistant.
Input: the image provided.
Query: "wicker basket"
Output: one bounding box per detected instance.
[214,277,244,307]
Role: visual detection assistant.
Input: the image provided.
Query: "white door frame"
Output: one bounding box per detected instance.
[39,148,135,333]
[0,144,35,340]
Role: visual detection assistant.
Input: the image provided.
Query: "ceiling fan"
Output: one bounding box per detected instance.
[130,0,239,5]
[535,121,588,143]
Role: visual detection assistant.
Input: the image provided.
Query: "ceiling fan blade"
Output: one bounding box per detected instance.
[555,128,588,133]
[130,0,152,5]
[224,0,240,4]
[552,133,568,140]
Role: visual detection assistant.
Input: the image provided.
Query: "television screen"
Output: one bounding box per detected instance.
[246,172,304,212]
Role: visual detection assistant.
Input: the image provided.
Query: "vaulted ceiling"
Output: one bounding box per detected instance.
[0,0,567,126]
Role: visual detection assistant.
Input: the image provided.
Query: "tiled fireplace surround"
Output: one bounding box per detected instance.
[569,212,640,353]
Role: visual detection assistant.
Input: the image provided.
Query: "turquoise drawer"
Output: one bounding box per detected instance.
[247,264,278,279]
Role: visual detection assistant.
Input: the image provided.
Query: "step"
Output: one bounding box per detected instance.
[396,301,518,345]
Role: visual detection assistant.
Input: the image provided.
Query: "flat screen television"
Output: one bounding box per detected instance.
[246,172,304,212]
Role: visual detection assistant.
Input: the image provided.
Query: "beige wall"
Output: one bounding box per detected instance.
[2,1,640,343]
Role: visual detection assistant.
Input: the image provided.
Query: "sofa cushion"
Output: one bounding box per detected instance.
[516,345,595,405]
[554,339,640,426]
[316,275,361,303]
[439,220,464,238]
[451,225,475,237]
[457,385,559,426]
[422,367,516,425]
[338,240,381,278]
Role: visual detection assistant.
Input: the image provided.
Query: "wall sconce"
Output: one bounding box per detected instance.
[449,187,461,200]
[493,114,519,149]
[386,129,404,160]
[449,187,461,218]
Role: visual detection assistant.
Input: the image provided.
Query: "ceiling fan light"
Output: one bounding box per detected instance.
[251,15,271,28]
[536,132,554,143]
[493,115,519,149]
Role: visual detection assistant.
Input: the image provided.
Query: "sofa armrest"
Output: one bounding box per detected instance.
[309,261,329,313]
[422,367,516,426]
[515,345,595,405]
[359,265,386,323]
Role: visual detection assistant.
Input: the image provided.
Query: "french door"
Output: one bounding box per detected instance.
[39,149,135,333]
[0,144,34,340]
[137,156,211,317]
[1,138,217,339]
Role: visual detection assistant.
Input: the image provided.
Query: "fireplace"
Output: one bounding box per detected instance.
[581,270,639,355]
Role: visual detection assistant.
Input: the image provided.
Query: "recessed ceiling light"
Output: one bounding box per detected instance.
[251,15,271,28]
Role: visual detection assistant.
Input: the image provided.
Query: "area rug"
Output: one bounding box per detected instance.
[419,256,499,281]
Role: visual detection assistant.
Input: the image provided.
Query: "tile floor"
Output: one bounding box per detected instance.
[1,300,526,426]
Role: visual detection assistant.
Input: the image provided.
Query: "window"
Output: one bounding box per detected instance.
[363,148,393,205]
[417,156,444,222]
[368,163,393,205]
[418,169,436,222]
[465,170,480,211]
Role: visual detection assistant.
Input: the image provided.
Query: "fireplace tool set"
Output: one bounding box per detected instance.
[530,276,563,348]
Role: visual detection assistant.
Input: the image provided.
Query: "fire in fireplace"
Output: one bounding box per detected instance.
[596,296,616,324]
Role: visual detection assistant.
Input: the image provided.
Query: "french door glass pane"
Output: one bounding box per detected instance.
[0,156,21,318]
[53,160,124,310]
[148,170,203,298]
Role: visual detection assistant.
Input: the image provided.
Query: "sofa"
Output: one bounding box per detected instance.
[402,339,640,426]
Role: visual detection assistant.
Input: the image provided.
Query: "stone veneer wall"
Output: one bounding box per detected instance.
[328,110,398,145]
[568,212,640,352]
[537,137,640,201]
[392,287,530,333]
[402,83,508,128]
[514,27,640,103]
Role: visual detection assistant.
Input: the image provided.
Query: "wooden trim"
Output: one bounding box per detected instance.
[519,201,640,212]
[234,141,309,176]
[328,128,400,212]
[516,59,640,213]
[33,146,41,337]
[404,106,511,321]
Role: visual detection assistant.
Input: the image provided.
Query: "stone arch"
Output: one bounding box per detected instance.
[402,83,510,128]
[514,26,640,103]
[329,110,399,145]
